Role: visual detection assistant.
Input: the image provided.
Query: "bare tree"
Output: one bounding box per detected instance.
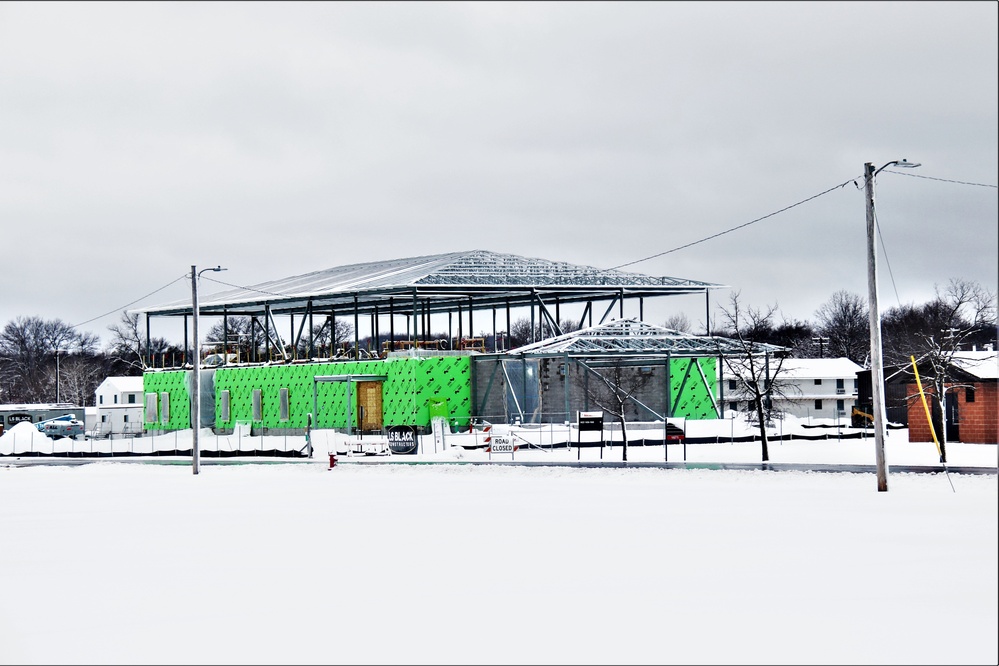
[204,316,254,361]
[44,353,107,407]
[106,312,178,372]
[814,290,869,363]
[716,293,790,462]
[891,279,997,462]
[664,312,692,333]
[579,360,655,462]
[304,319,354,357]
[770,319,815,358]
[0,316,98,403]
[507,317,581,348]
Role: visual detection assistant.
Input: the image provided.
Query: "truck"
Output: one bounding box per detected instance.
[35,414,86,439]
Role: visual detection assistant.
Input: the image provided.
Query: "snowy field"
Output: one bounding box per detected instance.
[3,414,999,470]
[1,420,997,665]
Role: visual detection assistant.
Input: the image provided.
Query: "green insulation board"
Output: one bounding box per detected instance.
[212,356,472,430]
[669,357,719,420]
[142,369,191,431]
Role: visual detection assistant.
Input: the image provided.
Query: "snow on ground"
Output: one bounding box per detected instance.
[1,418,996,665]
[3,415,998,469]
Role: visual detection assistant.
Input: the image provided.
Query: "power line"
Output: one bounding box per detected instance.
[883,169,998,189]
[605,178,857,271]
[873,209,903,307]
[71,274,189,329]
[201,275,289,298]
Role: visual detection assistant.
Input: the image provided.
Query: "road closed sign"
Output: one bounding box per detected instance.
[489,435,516,453]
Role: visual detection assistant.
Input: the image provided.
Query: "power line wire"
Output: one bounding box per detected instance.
[605,177,858,271]
[873,209,903,307]
[883,169,998,188]
[201,275,289,298]
[71,274,189,329]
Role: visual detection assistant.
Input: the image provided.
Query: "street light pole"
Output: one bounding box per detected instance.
[864,159,919,492]
[55,348,68,404]
[192,264,226,475]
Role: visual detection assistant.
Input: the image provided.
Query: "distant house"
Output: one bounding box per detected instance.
[724,357,862,422]
[906,349,998,445]
[94,376,145,437]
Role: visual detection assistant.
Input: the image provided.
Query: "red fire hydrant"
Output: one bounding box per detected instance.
[328,453,338,470]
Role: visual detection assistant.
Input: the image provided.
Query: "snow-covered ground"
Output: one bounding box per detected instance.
[3,415,997,469]
[1,418,996,665]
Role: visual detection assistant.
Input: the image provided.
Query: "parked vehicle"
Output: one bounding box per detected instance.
[35,414,85,439]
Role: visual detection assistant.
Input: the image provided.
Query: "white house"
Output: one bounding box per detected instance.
[94,376,145,437]
[724,357,863,422]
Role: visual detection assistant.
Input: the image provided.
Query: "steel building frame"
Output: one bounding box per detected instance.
[132,249,726,364]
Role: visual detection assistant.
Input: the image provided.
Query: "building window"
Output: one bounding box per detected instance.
[252,390,262,421]
[836,378,845,394]
[728,379,736,390]
[729,402,738,412]
[101,414,107,423]
[837,399,844,412]
[814,399,823,410]
[814,378,822,385]
[123,414,129,423]
[99,395,103,405]
[220,390,230,422]
[279,388,290,421]
[159,393,170,424]
[966,387,975,403]
[128,394,136,404]
[144,393,158,423]
[114,395,118,404]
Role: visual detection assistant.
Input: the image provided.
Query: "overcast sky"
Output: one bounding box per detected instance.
[2,1,996,346]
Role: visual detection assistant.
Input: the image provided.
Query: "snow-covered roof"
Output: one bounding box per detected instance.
[0,403,80,411]
[131,249,725,318]
[776,358,864,379]
[951,351,999,380]
[506,317,785,357]
[97,376,145,393]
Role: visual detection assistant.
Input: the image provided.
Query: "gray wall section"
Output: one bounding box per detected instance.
[185,369,217,429]
[473,357,677,425]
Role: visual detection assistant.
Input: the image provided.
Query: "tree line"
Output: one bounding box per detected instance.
[1,279,994,414]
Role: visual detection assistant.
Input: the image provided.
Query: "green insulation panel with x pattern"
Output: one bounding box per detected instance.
[669,357,719,419]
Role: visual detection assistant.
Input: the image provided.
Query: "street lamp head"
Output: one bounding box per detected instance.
[873,158,921,177]
[197,265,227,277]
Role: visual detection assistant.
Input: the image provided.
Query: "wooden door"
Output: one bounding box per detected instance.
[356,381,383,432]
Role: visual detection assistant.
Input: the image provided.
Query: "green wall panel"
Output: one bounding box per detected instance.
[209,356,472,431]
[142,370,191,431]
[670,357,718,420]
[144,356,712,430]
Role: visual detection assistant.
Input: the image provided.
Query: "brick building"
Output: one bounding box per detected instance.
[907,350,998,445]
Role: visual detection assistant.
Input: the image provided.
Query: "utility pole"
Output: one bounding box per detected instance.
[191,264,225,475]
[55,348,68,404]
[865,162,889,492]
[812,336,829,358]
[864,158,920,492]
[191,266,201,475]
